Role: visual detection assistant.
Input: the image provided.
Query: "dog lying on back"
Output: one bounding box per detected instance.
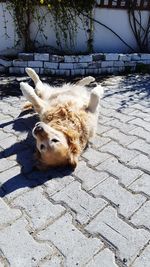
[20,68,103,170]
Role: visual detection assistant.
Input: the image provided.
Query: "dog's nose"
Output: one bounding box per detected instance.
[34,125,44,134]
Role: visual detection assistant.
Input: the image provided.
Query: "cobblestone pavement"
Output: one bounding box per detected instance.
[0,74,150,267]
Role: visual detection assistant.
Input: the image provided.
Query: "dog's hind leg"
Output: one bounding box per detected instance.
[88,85,104,139]
[76,76,95,86]
[20,82,45,113]
[25,68,44,98]
[88,85,104,113]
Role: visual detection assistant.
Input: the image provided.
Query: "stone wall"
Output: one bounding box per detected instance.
[0,53,150,76]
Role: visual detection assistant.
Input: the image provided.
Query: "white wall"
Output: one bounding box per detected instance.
[0,3,149,55]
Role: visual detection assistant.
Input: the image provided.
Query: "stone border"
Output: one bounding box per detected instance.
[0,53,150,76]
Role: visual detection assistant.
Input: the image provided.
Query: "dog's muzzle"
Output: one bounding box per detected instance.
[33,125,44,135]
[33,122,45,136]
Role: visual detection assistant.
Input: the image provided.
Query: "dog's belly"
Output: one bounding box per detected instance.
[48,90,90,109]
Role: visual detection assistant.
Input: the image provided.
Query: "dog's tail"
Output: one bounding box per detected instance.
[25,68,40,86]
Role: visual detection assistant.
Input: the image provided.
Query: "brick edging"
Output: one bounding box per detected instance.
[0,53,150,76]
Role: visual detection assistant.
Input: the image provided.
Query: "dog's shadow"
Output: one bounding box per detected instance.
[0,110,73,198]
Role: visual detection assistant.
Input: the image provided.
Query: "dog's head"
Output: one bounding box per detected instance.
[33,122,80,170]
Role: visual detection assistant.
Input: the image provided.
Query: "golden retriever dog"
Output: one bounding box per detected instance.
[20,68,103,170]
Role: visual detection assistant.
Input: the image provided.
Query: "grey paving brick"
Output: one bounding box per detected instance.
[91,136,111,149]
[128,109,150,122]
[40,255,64,267]
[91,176,146,218]
[0,199,21,227]
[0,135,17,150]
[37,213,103,267]
[52,181,107,224]
[127,139,150,156]
[129,118,150,132]
[97,156,143,186]
[12,187,65,229]
[103,128,137,146]
[129,173,150,196]
[132,103,150,113]
[132,245,150,267]
[129,126,150,143]
[0,158,17,173]
[127,154,150,173]
[74,161,109,191]
[0,166,33,200]
[82,147,111,166]
[0,130,12,141]
[86,248,117,267]
[0,218,54,267]
[104,118,136,134]
[97,124,112,135]
[45,175,74,196]
[100,141,139,164]
[86,206,150,265]
[131,201,150,229]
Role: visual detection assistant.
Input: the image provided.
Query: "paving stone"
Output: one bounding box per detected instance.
[40,255,64,267]
[12,187,65,229]
[0,218,53,267]
[52,181,107,224]
[132,245,150,267]
[129,118,150,132]
[131,201,150,229]
[127,139,150,156]
[0,158,17,173]
[73,161,109,191]
[100,141,139,164]
[82,147,111,166]
[0,166,34,200]
[37,213,103,267]
[109,111,135,123]
[104,118,136,134]
[0,130,12,141]
[91,136,111,149]
[91,176,145,218]
[97,124,112,135]
[129,173,150,196]
[86,206,150,265]
[128,109,150,122]
[103,128,137,146]
[129,126,150,143]
[0,199,21,227]
[86,248,117,267]
[127,154,150,173]
[45,175,74,196]
[97,156,143,186]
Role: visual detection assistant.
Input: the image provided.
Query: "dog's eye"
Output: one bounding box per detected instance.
[51,138,59,143]
[40,144,46,150]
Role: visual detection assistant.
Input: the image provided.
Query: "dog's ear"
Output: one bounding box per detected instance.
[64,129,80,169]
[68,153,78,169]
